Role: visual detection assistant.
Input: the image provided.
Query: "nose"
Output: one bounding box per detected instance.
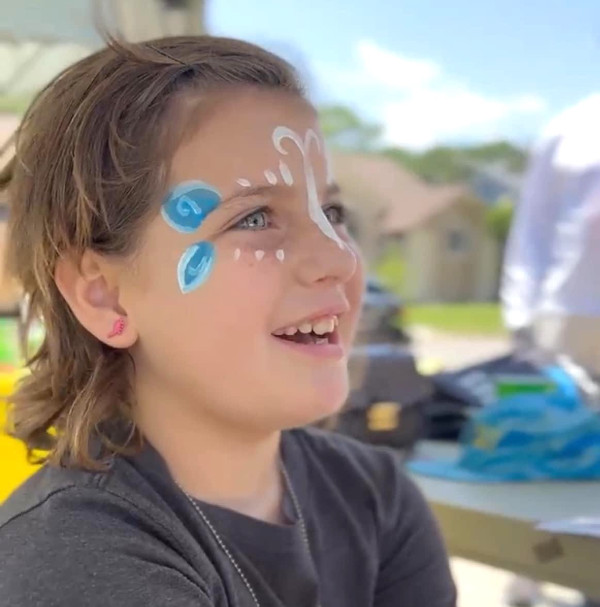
[292,222,359,287]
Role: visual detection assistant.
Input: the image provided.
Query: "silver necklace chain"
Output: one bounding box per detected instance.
[177,463,315,607]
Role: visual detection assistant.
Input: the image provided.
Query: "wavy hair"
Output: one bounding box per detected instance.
[0,35,302,470]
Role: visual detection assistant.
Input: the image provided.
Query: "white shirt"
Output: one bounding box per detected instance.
[501,94,600,331]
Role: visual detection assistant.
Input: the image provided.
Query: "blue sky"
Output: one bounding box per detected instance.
[207,0,600,149]
[4,0,600,150]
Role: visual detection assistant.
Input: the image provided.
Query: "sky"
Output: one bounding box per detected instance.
[4,0,600,150]
[207,0,600,149]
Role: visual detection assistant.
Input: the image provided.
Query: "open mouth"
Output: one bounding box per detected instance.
[272,316,339,346]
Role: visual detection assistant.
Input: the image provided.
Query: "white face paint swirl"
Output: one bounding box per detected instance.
[278,160,294,186]
[236,178,251,187]
[272,126,344,249]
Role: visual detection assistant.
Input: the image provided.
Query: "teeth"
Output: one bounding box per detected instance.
[275,315,338,338]
[313,318,335,335]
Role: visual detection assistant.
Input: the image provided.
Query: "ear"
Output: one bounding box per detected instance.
[54,250,138,348]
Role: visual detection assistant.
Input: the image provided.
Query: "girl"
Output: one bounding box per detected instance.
[0,36,456,606]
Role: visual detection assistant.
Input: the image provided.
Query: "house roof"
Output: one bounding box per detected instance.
[332,152,470,234]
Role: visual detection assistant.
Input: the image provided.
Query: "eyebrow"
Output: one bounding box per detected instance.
[220,182,342,208]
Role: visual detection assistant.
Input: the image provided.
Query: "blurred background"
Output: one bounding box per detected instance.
[2,2,600,606]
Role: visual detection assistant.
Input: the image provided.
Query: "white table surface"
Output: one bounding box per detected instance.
[410,441,600,522]
[408,441,600,597]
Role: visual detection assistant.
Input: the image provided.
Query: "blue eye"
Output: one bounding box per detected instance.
[235,208,271,230]
[324,203,347,225]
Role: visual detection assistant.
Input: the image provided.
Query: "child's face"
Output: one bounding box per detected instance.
[121,89,364,432]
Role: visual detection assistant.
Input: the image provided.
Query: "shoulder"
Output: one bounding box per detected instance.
[0,462,175,554]
[0,463,212,606]
[1,462,98,528]
[1,458,156,531]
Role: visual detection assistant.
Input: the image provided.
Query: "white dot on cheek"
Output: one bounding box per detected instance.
[234,248,241,261]
[276,249,285,262]
[255,250,265,261]
[264,170,278,185]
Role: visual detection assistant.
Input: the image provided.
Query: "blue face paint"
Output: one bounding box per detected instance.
[177,241,216,294]
[161,181,221,233]
[161,180,221,293]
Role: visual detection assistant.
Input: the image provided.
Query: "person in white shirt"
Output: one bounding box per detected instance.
[501,93,600,607]
[501,93,600,378]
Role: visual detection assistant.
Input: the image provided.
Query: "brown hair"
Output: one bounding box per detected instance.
[0,35,303,470]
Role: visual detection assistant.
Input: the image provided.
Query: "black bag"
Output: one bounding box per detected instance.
[323,344,433,453]
[424,352,546,441]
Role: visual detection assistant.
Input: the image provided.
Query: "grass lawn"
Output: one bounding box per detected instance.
[405,303,507,336]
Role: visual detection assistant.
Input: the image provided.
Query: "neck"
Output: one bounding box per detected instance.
[135,393,285,524]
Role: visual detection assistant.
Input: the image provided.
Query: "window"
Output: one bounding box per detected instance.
[447,228,469,253]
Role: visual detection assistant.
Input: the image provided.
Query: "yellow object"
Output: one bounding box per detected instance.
[367,401,402,432]
[416,356,445,376]
[0,368,40,503]
[472,425,502,450]
[0,368,28,400]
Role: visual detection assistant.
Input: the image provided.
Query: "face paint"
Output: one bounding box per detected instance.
[161,181,221,293]
[272,126,344,249]
[161,181,221,233]
[276,249,285,262]
[264,170,278,185]
[237,178,251,187]
[177,241,215,294]
[279,160,294,186]
[255,250,265,261]
[234,248,242,261]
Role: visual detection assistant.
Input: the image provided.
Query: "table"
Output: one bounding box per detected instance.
[409,441,600,597]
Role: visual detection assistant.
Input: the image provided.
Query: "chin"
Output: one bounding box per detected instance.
[284,375,349,429]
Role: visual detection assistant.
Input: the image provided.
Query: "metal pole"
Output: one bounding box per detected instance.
[109,0,206,42]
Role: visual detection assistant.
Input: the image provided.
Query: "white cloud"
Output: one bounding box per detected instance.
[314,40,547,149]
[355,40,440,91]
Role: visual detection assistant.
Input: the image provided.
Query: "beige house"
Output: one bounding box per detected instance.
[332,152,500,303]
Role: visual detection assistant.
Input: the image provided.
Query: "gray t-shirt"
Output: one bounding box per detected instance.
[0,427,457,606]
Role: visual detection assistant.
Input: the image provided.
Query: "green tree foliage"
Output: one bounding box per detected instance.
[375,242,408,298]
[319,104,382,151]
[0,94,33,116]
[318,103,527,184]
[383,146,472,183]
[485,195,515,245]
[463,141,527,173]
[383,141,527,184]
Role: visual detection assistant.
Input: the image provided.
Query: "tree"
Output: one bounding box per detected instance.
[383,141,527,185]
[319,104,382,151]
[463,141,527,173]
[485,195,514,247]
[383,146,472,183]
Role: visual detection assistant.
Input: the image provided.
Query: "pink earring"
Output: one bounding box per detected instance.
[108,317,126,338]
